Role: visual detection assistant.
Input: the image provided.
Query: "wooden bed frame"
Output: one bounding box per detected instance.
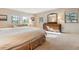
[9,35,46,50]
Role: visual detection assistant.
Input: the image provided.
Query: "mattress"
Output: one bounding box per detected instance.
[0,27,45,50]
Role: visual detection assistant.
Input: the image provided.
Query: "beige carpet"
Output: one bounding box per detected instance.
[35,33,79,50]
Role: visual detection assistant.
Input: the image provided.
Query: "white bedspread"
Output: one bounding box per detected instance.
[0,27,45,50]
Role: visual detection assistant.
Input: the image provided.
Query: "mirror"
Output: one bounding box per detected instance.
[47,13,57,22]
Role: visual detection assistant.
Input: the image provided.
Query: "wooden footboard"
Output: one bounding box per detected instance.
[11,35,46,50]
[30,35,46,50]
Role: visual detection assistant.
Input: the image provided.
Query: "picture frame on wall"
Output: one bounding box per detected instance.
[65,12,78,23]
[0,15,7,21]
[31,17,35,21]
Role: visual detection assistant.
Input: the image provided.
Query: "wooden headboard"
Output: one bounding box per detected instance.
[43,22,61,32]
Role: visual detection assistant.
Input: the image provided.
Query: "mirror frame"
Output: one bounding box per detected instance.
[47,13,58,22]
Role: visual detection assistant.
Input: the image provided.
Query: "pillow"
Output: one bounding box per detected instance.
[46,26,54,31]
[46,26,59,32]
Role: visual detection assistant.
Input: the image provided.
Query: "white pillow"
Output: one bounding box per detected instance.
[46,26,55,31]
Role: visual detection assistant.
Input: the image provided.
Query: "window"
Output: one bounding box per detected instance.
[12,16,29,25]
[12,16,20,25]
[22,17,29,24]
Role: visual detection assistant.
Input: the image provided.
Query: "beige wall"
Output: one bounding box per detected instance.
[0,8,79,33]
[0,8,33,27]
[34,8,79,33]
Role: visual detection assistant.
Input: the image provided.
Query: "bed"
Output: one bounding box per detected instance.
[0,27,46,50]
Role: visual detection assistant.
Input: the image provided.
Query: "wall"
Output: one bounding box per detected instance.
[0,8,33,27]
[0,8,79,33]
[34,8,79,33]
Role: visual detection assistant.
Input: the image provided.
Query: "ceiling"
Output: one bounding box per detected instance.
[9,8,54,14]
